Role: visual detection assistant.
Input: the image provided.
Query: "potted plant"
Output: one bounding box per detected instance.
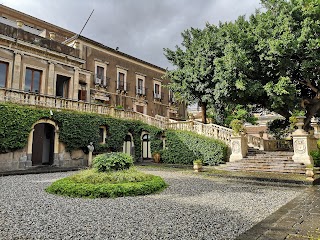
[152,151,161,163]
[193,159,203,172]
[230,119,246,136]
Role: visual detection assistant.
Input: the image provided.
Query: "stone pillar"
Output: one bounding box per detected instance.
[47,61,55,96]
[12,52,22,90]
[259,131,265,151]
[292,116,314,165]
[87,142,94,167]
[73,67,79,100]
[229,133,248,162]
[53,130,60,166]
[310,117,320,139]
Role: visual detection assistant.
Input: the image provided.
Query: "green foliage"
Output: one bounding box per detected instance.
[193,159,203,164]
[162,130,228,166]
[69,168,154,184]
[92,152,133,172]
[310,150,320,167]
[45,169,167,198]
[0,103,48,153]
[0,103,163,161]
[224,105,257,127]
[166,0,320,127]
[229,119,245,135]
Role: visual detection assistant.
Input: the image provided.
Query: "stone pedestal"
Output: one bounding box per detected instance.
[87,142,94,167]
[229,133,248,162]
[292,117,313,165]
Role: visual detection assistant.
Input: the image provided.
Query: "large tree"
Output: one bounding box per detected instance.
[214,0,320,129]
[164,24,221,123]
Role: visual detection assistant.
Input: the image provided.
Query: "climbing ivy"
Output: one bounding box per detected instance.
[0,103,163,161]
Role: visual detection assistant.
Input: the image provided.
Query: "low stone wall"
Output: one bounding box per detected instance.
[0,147,88,172]
[0,148,27,171]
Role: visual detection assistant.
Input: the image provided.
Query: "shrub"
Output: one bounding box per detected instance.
[93,152,133,172]
[162,130,228,166]
[310,150,320,167]
[45,168,167,198]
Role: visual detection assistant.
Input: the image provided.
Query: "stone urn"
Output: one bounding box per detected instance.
[193,160,203,172]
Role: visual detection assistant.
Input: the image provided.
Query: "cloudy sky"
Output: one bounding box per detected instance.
[2,0,262,69]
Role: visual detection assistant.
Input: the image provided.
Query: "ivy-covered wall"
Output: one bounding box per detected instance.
[0,103,163,161]
[162,130,228,165]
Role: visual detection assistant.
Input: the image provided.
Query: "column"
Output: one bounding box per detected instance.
[12,51,22,90]
[47,61,55,96]
[73,67,79,100]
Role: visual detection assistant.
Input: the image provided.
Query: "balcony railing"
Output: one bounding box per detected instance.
[116,81,129,92]
[0,87,166,129]
[136,87,147,96]
[153,92,164,100]
[0,22,79,58]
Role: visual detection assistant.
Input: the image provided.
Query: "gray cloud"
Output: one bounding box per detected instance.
[2,0,261,68]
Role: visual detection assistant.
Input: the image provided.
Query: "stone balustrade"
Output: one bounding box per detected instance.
[0,88,165,129]
[166,120,233,145]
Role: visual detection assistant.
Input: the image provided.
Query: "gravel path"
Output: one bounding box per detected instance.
[0,169,302,240]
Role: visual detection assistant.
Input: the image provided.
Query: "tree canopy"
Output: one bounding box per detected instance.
[164,0,320,129]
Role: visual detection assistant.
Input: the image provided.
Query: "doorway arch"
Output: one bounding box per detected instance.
[141,133,151,160]
[27,119,59,166]
[123,133,134,156]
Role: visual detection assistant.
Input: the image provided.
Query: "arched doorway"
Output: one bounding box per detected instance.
[142,133,151,160]
[123,133,134,156]
[31,123,55,165]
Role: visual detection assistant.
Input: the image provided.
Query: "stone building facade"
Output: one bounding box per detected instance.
[0,5,186,171]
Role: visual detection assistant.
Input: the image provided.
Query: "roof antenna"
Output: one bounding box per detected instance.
[72,9,94,47]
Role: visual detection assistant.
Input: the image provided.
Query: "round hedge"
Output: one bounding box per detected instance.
[92,152,133,172]
[45,169,167,198]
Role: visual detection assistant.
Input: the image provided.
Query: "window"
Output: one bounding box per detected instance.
[169,90,175,103]
[0,62,8,88]
[25,68,41,93]
[99,126,107,144]
[136,105,144,114]
[78,83,87,101]
[118,72,125,90]
[95,66,106,86]
[56,74,70,98]
[154,83,161,99]
[137,78,144,95]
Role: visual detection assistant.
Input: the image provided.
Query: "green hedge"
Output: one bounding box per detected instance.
[93,152,133,172]
[162,130,228,165]
[0,103,163,161]
[45,169,167,198]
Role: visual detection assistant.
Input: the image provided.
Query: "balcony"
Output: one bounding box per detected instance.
[94,75,109,87]
[136,87,147,96]
[0,22,79,58]
[116,80,129,93]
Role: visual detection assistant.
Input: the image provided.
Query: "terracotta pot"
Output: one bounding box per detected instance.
[153,153,160,163]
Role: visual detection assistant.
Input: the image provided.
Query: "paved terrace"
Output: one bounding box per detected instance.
[0,169,313,240]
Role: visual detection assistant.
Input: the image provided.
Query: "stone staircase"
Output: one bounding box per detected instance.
[217,148,317,174]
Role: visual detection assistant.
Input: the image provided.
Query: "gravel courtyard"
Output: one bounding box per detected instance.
[0,169,302,240]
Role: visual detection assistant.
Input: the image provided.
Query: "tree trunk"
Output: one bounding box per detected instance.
[304,100,320,131]
[200,101,207,124]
